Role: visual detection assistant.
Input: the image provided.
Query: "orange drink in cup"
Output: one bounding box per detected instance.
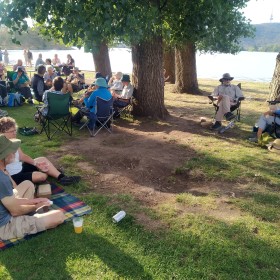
[72,217,83,234]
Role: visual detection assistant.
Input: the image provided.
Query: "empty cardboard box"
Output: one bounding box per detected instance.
[37,183,52,199]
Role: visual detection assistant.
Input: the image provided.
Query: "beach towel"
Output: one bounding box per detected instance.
[0,184,92,251]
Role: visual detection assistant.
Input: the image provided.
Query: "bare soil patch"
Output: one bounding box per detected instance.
[48,98,245,228]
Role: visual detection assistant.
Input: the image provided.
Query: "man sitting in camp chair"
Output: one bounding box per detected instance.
[210,73,244,130]
[113,74,134,118]
[71,78,112,129]
[39,76,67,116]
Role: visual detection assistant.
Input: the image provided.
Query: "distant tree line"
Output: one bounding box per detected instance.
[0,26,71,50]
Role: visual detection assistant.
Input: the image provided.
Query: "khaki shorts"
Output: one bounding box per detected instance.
[0,215,45,240]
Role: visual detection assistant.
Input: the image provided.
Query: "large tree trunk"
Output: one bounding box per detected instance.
[269,52,280,100]
[91,41,112,77]
[174,42,199,94]
[131,36,168,119]
[163,49,175,84]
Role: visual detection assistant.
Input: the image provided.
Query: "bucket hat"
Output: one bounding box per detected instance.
[267,138,280,153]
[0,135,21,160]
[121,74,130,82]
[95,78,109,88]
[219,73,234,83]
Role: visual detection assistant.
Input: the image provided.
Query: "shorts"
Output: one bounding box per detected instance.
[11,163,39,185]
[0,215,45,240]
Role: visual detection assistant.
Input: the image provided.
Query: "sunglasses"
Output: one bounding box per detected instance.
[223,78,231,81]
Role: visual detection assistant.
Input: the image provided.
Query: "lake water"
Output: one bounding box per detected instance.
[5,48,278,82]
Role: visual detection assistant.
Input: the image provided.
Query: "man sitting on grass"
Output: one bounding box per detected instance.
[0,135,65,240]
[210,73,244,130]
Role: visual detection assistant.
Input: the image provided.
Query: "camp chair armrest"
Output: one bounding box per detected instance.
[267,100,280,105]
[208,96,217,103]
[237,97,245,101]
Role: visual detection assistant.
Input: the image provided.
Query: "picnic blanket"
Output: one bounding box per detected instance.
[0,184,92,251]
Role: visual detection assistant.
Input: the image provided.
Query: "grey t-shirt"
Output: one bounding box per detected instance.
[0,171,13,227]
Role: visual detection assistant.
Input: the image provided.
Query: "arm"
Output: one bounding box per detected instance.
[2,195,50,216]
[18,148,36,166]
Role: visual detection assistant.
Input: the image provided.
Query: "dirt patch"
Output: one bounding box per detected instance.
[48,104,246,229]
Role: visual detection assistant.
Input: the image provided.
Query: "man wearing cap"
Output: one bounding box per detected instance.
[71,77,112,127]
[113,74,134,116]
[12,66,33,104]
[0,135,65,240]
[211,73,243,130]
[66,67,85,93]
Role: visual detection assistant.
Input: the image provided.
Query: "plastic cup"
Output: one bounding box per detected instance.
[73,217,83,234]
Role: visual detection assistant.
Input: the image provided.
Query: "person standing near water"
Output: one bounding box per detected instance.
[4,49,9,65]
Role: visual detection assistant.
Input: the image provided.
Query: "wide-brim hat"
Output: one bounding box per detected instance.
[0,135,21,160]
[121,74,130,82]
[219,73,234,83]
[267,139,280,153]
[95,78,110,88]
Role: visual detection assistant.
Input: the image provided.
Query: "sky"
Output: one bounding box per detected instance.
[243,0,280,24]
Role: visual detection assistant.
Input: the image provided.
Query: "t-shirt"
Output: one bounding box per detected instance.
[12,72,29,86]
[120,83,134,99]
[0,171,13,227]
[6,150,22,176]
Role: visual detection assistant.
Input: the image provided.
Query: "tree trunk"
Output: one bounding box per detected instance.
[91,41,112,77]
[269,52,280,100]
[131,36,168,119]
[163,49,175,84]
[174,42,199,94]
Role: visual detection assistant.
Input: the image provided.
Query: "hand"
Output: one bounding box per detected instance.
[217,96,223,102]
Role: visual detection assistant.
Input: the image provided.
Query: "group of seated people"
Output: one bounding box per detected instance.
[0,116,82,241]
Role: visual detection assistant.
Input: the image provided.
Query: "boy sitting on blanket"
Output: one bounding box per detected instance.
[0,135,65,240]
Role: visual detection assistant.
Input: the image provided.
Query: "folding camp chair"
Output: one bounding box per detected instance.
[113,88,136,119]
[6,71,17,93]
[80,97,114,137]
[208,83,245,122]
[37,92,72,140]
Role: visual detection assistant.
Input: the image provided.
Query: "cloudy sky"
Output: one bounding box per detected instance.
[243,0,280,24]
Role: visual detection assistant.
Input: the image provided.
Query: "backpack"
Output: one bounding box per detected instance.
[7,93,24,107]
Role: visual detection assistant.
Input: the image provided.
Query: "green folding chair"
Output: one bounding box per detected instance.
[37,92,72,140]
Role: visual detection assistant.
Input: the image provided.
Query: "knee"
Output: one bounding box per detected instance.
[21,180,35,193]
[53,210,66,225]
[33,172,48,182]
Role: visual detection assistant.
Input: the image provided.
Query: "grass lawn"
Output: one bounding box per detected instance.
[0,78,279,280]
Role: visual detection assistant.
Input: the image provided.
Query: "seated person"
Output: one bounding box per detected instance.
[113,74,134,116]
[31,64,48,102]
[249,95,280,142]
[39,76,68,116]
[71,78,112,128]
[35,53,45,71]
[62,54,75,76]
[0,83,7,101]
[43,65,57,89]
[52,54,61,66]
[0,62,6,81]
[0,116,81,186]
[210,73,244,130]
[12,66,33,104]
[108,71,123,95]
[0,135,65,240]
[66,67,85,94]
[13,59,26,72]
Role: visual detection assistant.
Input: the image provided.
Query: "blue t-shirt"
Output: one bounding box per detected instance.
[0,171,13,227]
[84,87,112,113]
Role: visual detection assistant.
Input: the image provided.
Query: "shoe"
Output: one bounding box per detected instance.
[211,121,222,130]
[58,175,81,186]
[28,98,34,105]
[248,137,258,143]
[224,112,235,121]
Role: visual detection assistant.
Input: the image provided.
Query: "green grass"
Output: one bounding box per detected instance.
[0,79,279,279]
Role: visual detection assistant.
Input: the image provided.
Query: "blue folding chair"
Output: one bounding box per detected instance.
[80,97,114,137]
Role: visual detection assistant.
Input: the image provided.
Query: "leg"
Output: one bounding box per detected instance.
[14,180,35,199]
[34,156,61,179]
[34,210,66,229]
[215,95,231,121]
